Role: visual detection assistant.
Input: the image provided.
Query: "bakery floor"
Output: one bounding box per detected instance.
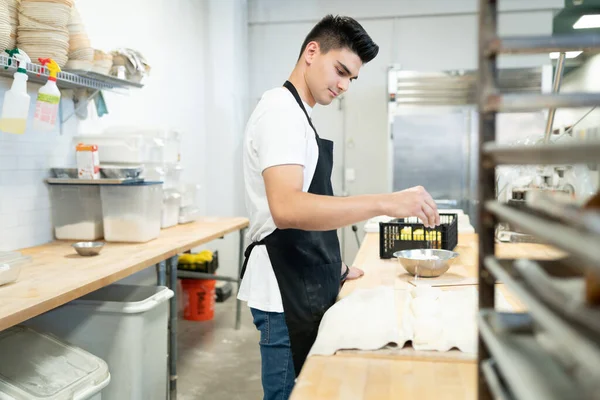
[178,296,263,400]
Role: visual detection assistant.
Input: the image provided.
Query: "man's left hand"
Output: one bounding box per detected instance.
[346,266,364,280]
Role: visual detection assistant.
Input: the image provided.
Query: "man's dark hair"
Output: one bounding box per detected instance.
[298,15,379,64]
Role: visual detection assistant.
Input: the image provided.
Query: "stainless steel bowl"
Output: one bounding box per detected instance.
[72,242,104,256]
[100,166,143,179]
[51,168,78,179]
[393,249,459,277]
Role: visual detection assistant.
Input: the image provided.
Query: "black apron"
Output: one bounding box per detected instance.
[241,81,342,376]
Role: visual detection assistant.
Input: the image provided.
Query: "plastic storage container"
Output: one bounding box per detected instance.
[164,164,182,189]
[73,135,170,164]
[140,164,165,182]
[0,252,31,286]
[25,285,173,400]
[178,206,201,224]
[0,326,110,400]
[143,163,182,189]
[161,190,181,228]
[102,127,181,164]
[179,183,201,208]
[379,213,459,259]
[49,185,104,240]
[100,182,162,242]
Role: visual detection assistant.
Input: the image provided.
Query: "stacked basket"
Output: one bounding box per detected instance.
[0,0,14,52]
[64,4,92,70]
[17,0,73,67]
[92,49,112,74]
[6,0,18,49]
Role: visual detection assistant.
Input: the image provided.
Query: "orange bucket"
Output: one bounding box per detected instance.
[181,279,216,321]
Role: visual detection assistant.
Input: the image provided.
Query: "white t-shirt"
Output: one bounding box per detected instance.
[237,87,319,312]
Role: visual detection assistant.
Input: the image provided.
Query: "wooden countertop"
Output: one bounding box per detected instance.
[291,233,561,400]
[0,217,248,331]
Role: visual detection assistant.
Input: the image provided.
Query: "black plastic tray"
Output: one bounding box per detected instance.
[379,213,458,259]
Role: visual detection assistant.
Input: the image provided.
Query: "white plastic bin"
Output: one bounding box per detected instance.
[164,164,182,189]
[143,163,182,189]
[140,164,165,183]
[179,183,201,208]
[25,285,173,400]
[0,326,110,400]
[102,127,181,164]
[100,183,162,242]
[140,129,180,164]
[178,205,201,224]
[161,190,181,229]
[49,185,104,240]
[74,135,169,164]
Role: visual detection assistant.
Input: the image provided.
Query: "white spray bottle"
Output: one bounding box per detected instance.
[33,58,61,132]
[0,49,32,134]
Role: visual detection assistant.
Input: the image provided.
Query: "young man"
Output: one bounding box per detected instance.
[239,15,439,400]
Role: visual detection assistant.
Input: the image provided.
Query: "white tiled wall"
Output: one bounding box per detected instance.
[0,79,79,251]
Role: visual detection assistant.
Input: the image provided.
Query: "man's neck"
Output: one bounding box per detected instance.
[287,68,316,107]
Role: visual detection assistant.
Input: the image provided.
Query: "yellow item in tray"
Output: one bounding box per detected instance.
[400,227,412,240]
[413,229,423,241]
[398,226,442,243]
[178,250,213,265]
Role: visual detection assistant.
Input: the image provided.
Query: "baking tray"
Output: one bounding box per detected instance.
[513,258,600,339]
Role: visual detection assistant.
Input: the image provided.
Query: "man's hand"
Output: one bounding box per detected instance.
[381,186,440,228]
[346,266,364,280]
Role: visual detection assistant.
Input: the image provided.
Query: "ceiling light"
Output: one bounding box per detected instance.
[549,51,582,59]
[573,15,600,29]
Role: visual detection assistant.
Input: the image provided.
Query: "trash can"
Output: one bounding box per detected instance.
[0,326,110,400]
[25,284,173,400]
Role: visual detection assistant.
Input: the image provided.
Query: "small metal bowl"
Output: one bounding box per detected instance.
[393,249,459,278]
[72,242,105,257]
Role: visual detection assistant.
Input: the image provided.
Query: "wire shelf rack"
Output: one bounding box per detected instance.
[0,54,143,91]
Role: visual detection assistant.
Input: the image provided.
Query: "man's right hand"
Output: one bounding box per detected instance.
[381,186,440,228]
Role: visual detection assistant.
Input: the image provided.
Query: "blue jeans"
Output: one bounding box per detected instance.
[251,308,296,400]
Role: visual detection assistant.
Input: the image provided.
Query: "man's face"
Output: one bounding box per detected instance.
[305,44,362,106]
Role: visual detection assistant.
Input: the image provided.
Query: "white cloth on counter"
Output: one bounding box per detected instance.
[308,285,512,357]
[238,87,319,313]
[308,287,405,357]
[363,209,475,234]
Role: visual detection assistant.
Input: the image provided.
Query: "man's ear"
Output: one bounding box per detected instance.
[303,41,320,65]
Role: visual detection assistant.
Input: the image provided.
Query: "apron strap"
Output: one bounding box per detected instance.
[283,80,319,139]
[240,240,266,279]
